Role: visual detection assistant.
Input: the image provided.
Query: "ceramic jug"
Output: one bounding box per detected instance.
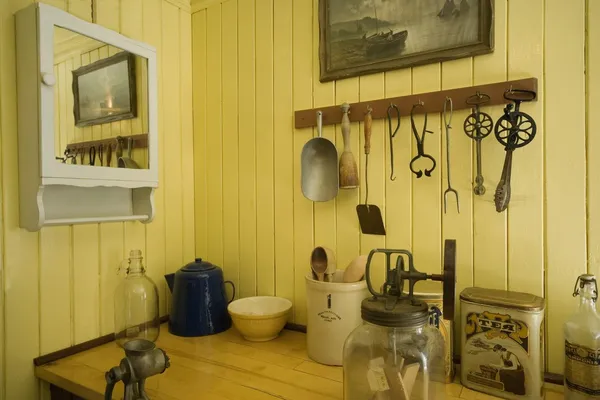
[165,258,235,337]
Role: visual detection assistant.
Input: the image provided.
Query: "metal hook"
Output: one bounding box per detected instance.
[387,104,401,181]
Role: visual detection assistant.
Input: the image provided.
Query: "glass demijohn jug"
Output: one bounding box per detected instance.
[114,249,160,347]
[564,274,600,399]
[343,242,456,400]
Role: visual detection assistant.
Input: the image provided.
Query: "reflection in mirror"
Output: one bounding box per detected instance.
[53,26,149,169]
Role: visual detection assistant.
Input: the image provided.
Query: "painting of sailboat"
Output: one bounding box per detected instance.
[319,0,494,82]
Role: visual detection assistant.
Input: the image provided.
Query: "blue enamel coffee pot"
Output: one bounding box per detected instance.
[164,258,235,337]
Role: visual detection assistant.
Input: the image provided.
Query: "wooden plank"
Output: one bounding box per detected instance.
[42,0,67,10]
[120,0,143,40]
[441,57,474,353]
[162,2,184,278]
[73,225,100,344]
[93,0,119,31]
[291,0,313,324]
[2,1,39,398]
[108,46,123,140]
[66,133,148,153]
[98,223,124,335]
[312,0,336,269]
[256,0,275,296]
[192,9,208,260]
[412,63,442,275]
[142,0,167,316]
[72,55,84,146]
[180,9,195,263]
[238,0,257,298]
[294,78,538,129]
[93,0,125,337]
[383,69,412,249]
[334,78,360,278]
[358,73,385,288]
[67,0,91,22]
[118,0,142,139]
[472,0,508,290]
[589,0,600,280]
[545,0,586,374]
[221,0,240,295]
[121,0,147,283]
[294,361,343,383]
[205,3,223,269]
[39,227,72,354]
[506,0,544,297]
[79,51,92,157]
[273,0,294,303]
[121,0,145,168]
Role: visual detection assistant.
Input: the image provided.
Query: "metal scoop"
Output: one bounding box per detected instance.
[301,111,338,202]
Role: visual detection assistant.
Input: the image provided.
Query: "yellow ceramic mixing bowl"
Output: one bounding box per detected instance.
[227,296,292,342]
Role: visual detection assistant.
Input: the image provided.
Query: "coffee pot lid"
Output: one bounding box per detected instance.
[181,258,217,272]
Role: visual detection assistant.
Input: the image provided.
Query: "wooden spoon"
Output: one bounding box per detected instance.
[343,255,368,283]
[310,247,335,281]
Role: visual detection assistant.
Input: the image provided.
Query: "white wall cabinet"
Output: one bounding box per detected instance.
[15,3,158,231]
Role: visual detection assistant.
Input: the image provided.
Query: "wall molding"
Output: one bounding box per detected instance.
[191,0,228,13]
[165,0,192,13]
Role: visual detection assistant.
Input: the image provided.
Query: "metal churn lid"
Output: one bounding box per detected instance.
[361,240,457,328]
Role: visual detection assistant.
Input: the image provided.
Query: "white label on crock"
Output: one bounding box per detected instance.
[318,310,341,322]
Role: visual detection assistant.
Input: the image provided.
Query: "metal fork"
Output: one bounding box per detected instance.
[443,97,459,214]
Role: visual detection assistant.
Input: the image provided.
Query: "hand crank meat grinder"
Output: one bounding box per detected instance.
[104,339,170,400]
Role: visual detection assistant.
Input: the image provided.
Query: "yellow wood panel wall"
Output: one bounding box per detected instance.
[0,0,194,398]
[193,0,595,375]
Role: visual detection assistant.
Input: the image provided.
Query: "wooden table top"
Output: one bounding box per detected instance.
[36,324,563,400]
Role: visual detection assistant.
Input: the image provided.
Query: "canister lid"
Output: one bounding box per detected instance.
[361,297,429,327]
[460,287,545,312]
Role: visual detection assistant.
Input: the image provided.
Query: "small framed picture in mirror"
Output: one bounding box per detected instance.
[72,51,137,127]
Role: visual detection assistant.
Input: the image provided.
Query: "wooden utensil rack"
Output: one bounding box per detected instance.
[294,78,537,129]
[65,133,148,152]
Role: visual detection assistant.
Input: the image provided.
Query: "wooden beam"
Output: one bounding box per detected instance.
[294,77,538,129]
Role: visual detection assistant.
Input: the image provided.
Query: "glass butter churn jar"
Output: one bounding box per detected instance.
[114,249,160,347]
[564,274,600,399]
[343,240,456,400]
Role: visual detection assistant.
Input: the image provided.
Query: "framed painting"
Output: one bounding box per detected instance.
[319,0,494,82]
[72,51,137,127]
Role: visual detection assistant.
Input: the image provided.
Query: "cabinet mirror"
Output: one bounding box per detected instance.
[53,26,149,169]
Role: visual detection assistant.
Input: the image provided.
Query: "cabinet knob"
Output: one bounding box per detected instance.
[41,73,56,87]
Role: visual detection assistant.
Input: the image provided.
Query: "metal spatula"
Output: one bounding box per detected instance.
[356,107,386,235]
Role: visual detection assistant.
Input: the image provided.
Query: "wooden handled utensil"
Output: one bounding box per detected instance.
[339,103,359,189]
[356,107,386,235]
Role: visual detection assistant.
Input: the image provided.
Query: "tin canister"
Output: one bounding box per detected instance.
[460,287,545,400]
[404,281,454,383]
